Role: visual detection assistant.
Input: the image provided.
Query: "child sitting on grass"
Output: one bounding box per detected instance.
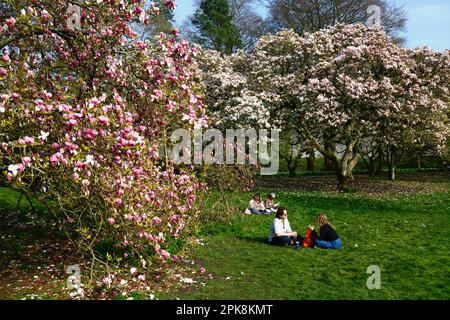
[245,193,270,215]
[265,192,279,213]
[312,213,342,250]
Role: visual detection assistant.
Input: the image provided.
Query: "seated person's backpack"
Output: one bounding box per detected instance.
[303,227,318,248]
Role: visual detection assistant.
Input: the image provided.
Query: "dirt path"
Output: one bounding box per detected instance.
[256,171,450,196]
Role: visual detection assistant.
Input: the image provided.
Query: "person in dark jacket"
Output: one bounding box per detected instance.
[313,213,342,249]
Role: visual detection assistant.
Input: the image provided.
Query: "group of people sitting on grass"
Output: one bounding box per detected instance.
[245,193,342,250]
[244,193,279,215]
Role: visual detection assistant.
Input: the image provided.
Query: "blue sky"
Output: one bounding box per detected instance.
[173,0,450,51]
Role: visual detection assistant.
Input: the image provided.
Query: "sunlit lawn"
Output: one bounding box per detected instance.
[159,186,450,299]
[1,172,449,299]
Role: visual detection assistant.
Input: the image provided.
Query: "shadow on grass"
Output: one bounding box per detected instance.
[235,236,270,245]
[281,192,450,217]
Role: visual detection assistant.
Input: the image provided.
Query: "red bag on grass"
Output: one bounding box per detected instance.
[303,226,315,248]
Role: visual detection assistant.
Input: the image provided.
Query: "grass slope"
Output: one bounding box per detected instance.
[1,172,449,300]
[161,190,450,300]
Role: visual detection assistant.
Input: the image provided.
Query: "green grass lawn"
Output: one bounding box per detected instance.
[1,173,449,300]
[160,189,450,300]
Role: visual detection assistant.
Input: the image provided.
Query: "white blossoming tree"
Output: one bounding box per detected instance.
[198,24,449,189]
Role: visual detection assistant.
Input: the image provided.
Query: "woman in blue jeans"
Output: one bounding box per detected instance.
[313,213,342,249]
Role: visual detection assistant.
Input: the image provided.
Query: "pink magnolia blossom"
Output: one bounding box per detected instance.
[40,9,51,20]
[6,17,16,27]
[171,215,179,224]
[67,119,78,127]
[1,0,211,291]
[150,4,160,15]
[160,250,170,259]
[165,1,176,10]
[21,157,32,167]
[102,274,114,285]
[50,153,63,165]
[166,100,177,111]
[97,115,110,126]
[138,274,146,282]
[152,216,161,225]
[134,6,144,14]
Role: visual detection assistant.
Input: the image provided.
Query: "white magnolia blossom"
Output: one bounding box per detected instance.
[8,164,23,176]
[199,23,448,147]
[197,23,449,184]
[38,131,49,141]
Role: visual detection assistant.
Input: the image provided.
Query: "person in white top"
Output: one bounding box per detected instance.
[269,207,304,246]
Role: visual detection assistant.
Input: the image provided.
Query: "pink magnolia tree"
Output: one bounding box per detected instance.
[200,24,449,188]
[0,0,208,282]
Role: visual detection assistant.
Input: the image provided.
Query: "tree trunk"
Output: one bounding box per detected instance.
[306,150,315,172]
[388,164,396,181]
[298,121,359,191]
[367,164,374,177]
[417,155,422,170]
[361,155,375,177]
[336,170,355,190]
[386,146,397,181]
[288,166,297,177]
[323,142,335,171]
[377,146,383,171]
[369,156,375,176]
[335,144,361,191]
[286,159,300,178]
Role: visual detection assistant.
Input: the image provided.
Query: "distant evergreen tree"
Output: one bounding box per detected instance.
[190,0,243,55]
